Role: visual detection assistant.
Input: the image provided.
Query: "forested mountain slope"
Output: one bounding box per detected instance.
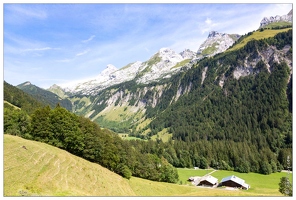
[4,81,45,114]
[17,81,72,111]
[64,29,292,174]
[70,29,292,140]
[5,29,292,178]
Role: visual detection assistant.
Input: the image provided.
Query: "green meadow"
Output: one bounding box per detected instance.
[228,28,292,52]
[177,168,292,196]
[4,134,291,196]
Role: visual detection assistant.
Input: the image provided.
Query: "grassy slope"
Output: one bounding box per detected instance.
[150,128,172,142]
[177,168,290,196]
[263,21,292,29]
[4,101,21,110]
[4,134,136,196]
[171,59,191,69]
[4,135,290,196]
[228,28,292,52]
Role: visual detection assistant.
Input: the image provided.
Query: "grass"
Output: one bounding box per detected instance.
[201,42,219,55]
[70,96,91,113]
[177,168,291,196]
[4,135,291,196]
[118,133,144,141]
[150,128,172,142]
[4,134,136,196]
[146,53,161,67]
[4,101,21,110]
[128,175,254,196]
[263,22,292,29]
[171,59,191,69]
[93,104,146,133]
[95,105,142,122]
[136,118,152,131]
[228,28,292,52]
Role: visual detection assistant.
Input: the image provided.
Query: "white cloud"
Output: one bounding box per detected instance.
[82,35,96,43]
[205,17,212,25]
[76,49,90,57]
[23,47,55,51]
[200,18,219,34]
[6,4,47,20]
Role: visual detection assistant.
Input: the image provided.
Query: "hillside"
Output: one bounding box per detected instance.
[68,29,292,139]
[17,81,72,111]
[4,134,136,196]
[227,28,292,52]
[4,135,289,196]
[4,81,45,114]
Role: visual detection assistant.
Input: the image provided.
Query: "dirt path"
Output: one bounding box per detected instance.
[207,170,217,175]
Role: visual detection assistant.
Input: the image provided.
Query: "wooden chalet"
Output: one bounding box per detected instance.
[220,175,250,190]
[197,175,218,187]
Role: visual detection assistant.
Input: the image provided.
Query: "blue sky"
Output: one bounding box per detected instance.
[3,3,292,89]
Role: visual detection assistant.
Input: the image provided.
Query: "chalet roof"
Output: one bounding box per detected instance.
[200,175,218,185]
[221,175,245,185]
[242,182,250,189]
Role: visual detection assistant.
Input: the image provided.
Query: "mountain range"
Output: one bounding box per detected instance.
[53,48,197,95]
[4,9,293,184]
[259,9,293,28]
[14,9,292,137]
[48,9,292,97]
[47,32,241,96]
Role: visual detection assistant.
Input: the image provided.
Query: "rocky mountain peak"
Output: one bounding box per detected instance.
[208,31,223,38]
[156,47,183,63]
[21,81,32,86]
[106,64,117,71]
[48,84,61,90]
[97,64,118,78]
[259,9,292,28]
[197,31,240,57]
[180,49,197,59]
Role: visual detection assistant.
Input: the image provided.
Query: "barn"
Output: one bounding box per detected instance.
[197,175,218,187]
[220,175,250,190]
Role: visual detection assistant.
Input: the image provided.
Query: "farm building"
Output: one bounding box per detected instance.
[188,176,201,185]
[197,175,218,187]
[220,175,250,190]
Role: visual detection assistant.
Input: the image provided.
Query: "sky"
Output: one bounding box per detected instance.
[2,2,293,89]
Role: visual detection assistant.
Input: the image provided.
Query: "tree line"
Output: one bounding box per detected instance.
[4,101,178,183]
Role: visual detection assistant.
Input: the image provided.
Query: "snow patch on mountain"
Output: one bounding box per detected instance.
[137,48,196,84]
[56,48,197,95]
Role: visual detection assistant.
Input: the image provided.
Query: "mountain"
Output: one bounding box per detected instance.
[47,84,69,99]
[5,11,293,180]
[17,81,72,111]
[259,9,292,28]
[64,29,292,137]
[49,30,241,96]
[4,81,45,114]
[56,48,197,95]
[197,31,240,57]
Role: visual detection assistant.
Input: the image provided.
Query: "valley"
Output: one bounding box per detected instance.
[3,7,293,197]
[4,135,290,196]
